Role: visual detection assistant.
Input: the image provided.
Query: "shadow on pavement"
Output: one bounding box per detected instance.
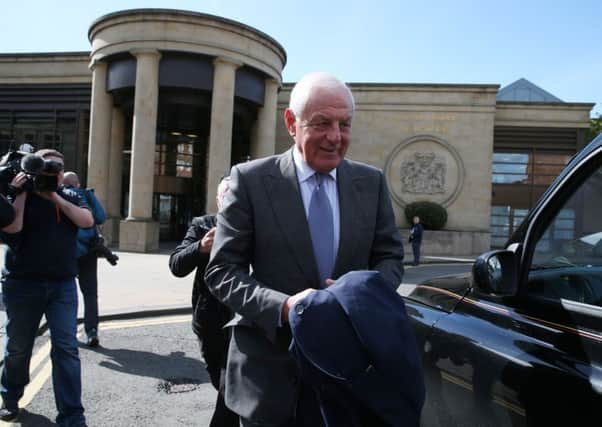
[84,345,211,384]
[14,409,56,426]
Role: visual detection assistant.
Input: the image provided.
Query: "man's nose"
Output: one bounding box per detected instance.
[325,123,342,142]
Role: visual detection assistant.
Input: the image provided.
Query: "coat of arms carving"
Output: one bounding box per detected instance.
[401,152,446,194]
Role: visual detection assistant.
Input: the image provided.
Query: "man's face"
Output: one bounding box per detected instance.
[285,86,353,174]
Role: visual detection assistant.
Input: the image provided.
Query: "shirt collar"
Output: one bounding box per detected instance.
[292,145,338,183]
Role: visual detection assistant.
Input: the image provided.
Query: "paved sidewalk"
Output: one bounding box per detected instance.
[93,248,191,317]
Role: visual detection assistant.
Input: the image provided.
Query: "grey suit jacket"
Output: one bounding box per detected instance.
[205,148,404,423]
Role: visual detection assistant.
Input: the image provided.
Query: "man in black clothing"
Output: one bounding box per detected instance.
[168,177,237,427]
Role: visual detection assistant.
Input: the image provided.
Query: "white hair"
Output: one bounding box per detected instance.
[288,72,355,119]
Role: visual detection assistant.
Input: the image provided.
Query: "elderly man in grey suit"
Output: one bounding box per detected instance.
[205,72,404,426]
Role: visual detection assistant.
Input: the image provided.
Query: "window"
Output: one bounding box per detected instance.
[491,150,574,246]
[490,206,528,248]
[492,151,572,185]
[154,142,194,178]
[528,167,602,307]
[492,153,529,184]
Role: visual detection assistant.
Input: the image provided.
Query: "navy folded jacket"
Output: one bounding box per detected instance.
[289,270,425,427]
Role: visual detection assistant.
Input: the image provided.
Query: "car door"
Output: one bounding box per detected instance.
[509,138,602,426]
[421,137,602,427]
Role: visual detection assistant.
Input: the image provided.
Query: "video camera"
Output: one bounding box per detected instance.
[0,150,63,195]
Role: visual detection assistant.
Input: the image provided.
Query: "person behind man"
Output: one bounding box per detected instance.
[63,171,106,347]
[409,215,424,266]
[0,149,92,426]
[205,72,404,426]
[168,177,238,427]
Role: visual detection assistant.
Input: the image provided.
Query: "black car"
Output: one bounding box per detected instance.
[405,135,602,426]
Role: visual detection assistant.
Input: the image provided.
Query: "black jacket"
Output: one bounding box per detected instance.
[409,223,424,244]
[168,215,232,335]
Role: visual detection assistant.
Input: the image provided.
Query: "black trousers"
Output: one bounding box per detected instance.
[77,252,99,335]
[195,323,238,427]
[412,241,421,266]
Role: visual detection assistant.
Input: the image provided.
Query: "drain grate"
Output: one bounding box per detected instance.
[157,377,202,394]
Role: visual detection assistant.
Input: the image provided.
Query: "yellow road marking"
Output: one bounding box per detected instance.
[100,315,189,331]
[440,371,526,417]
[29,340,51,374]
[18,359,52,409]
[493,396,526,417]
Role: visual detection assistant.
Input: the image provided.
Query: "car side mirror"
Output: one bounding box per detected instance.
[472,250,519,296]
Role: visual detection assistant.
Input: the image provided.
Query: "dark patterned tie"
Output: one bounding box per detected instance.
[308,173,335,287]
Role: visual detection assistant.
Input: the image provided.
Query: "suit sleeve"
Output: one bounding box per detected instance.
[169,219,210,278]
[369,172,404,287]
[204,166,289,343]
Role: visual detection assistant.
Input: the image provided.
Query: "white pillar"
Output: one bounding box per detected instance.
[205,57,241,213]
[119,49,161,252]
[87,59,112,208]
[250,78,279,159]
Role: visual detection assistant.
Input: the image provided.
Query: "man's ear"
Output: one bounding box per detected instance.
[284,108,297,137]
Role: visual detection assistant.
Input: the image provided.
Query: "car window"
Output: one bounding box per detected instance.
[528,166,602,307]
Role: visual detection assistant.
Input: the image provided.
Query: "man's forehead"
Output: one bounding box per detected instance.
[307,110,353,121]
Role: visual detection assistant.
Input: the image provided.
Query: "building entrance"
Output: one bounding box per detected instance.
[152,97,211,241]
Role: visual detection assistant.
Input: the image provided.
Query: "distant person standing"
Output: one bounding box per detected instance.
[63,171,106,347]
[168,177,238,427]
[409,216,424,266]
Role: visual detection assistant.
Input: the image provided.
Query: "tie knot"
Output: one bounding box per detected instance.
[315,173,327,188]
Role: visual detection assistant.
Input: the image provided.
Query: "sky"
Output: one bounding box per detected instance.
[1,0,600,116]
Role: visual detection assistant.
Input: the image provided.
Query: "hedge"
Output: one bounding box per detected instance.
[404,201,448,230]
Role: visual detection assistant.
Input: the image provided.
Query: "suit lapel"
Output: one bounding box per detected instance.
[334,160,362,278]
[264,149,319,285]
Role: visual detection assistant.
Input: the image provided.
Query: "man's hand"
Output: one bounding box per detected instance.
[325,279,336,286]
[8,172,28,195]
[199,227,216,253]
[281,288,316,323]
[1,173,28,233]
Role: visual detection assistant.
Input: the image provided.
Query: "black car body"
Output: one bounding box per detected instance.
[405,135,602,426]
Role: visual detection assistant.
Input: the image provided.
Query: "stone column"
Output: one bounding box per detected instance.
[119,49,161,252]
[250,78,279,159]
[87,59,112,208]
[102,107,125,246]
[205,57,241,213]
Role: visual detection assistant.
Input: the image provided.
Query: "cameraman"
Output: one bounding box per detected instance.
[0,149,92,426]
[63,171,106,347]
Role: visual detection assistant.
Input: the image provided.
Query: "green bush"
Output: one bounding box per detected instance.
[404,201,447,230]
